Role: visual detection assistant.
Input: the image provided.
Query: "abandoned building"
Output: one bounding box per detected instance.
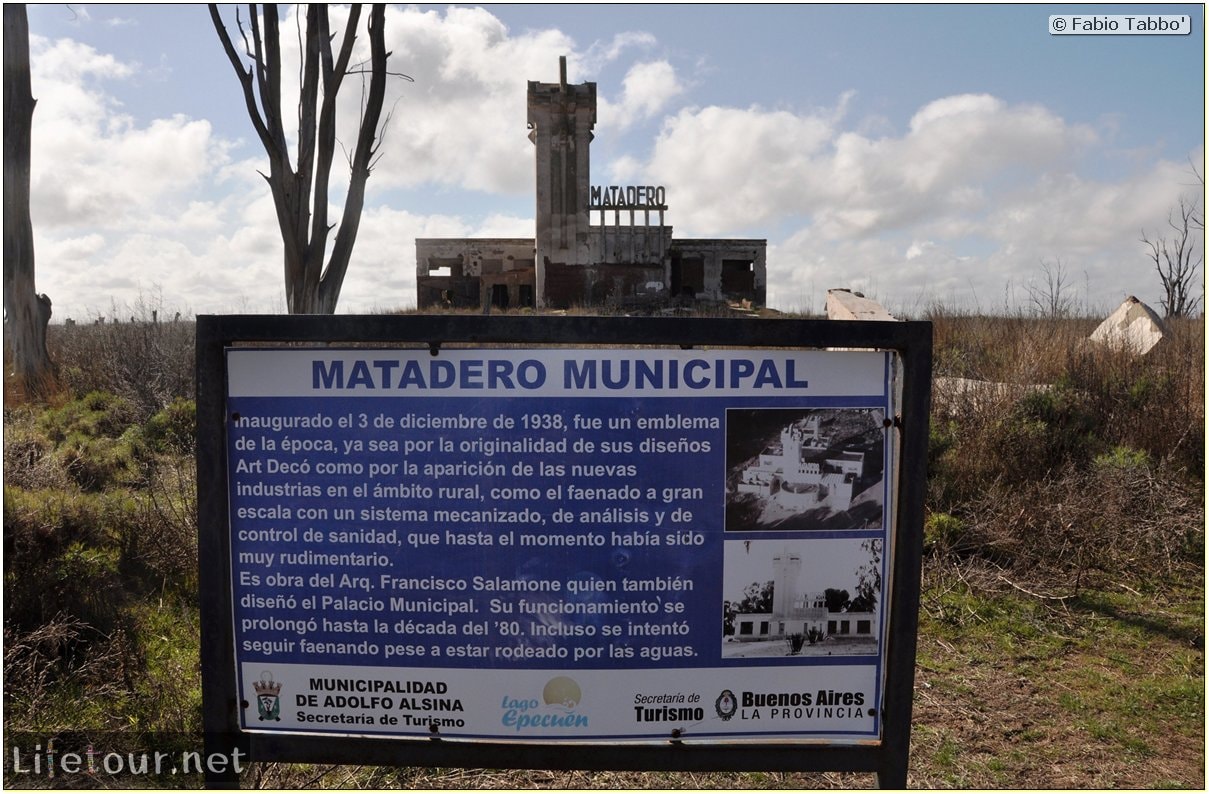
[415,57,767,310]
[733,547,876,643]
[738,416,865,511]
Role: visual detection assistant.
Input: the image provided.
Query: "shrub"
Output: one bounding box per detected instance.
[53,430,143,491]
[3,615,108,725]
[47,297,194,420]
[989,385,1101,478]
[1093,445,1151,472]
[21,393,198,492]
[924,309,1202,595]
[2,405,71,492]
[4,488,131,631]
[3,390,199,677]
[1060,323,1203,481]
[959,462,1202,593]
[141,398,197,454]
[925,512,967,554]
[34,392,144,491]
[4,486,112,562]
[36,391,136,444]
[127,458,198,597]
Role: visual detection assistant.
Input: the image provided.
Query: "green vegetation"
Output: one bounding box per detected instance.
[3,309,1202,788]
[914,576,1203,788]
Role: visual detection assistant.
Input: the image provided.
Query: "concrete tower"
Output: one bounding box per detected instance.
[527,56,596,307]
[771,548,802,619]
[780,427,803,472]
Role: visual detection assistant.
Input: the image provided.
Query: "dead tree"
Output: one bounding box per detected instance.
[209,4,390,314]
[1025,257,1076,318]
[1142,196,1204,319]
[3,4,54,395]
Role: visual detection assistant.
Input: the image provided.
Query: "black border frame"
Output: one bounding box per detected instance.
[197,314,931,788]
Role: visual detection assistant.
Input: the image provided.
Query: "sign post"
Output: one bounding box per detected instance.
[197,315,930,787]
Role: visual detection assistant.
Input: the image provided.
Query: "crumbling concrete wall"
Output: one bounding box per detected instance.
[415,239,535,309]
[669,240,766,305]
[588,223,671,267]
[543,261,665,308]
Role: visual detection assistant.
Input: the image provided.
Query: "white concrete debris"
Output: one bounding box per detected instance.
[1088,296,1168,355]
[826,289,897,321]
[932,377,1052,416]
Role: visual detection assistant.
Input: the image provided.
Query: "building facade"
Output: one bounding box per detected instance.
[738,416,865,511]
[733,547,876,643]
[416,57,767,310]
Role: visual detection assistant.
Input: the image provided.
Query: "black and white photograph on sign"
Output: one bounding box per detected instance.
[724,408,885,531]
[721,538,882,660]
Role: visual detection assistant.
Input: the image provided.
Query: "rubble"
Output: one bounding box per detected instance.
[1088,295,1167,355]
[826,289,897,321]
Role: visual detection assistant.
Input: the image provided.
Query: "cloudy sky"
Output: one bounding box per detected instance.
[23,3,1205,320]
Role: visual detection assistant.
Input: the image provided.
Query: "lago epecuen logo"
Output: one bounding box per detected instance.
[500,676,589,731]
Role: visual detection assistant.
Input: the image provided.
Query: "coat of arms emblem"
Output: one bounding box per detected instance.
[253,671,282,721]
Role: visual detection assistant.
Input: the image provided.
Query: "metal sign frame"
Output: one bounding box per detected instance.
[197,314,931,787]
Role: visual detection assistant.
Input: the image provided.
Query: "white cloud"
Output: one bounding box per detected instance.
[581,31,657,72]
[30,35,132,81]
[626,93,1193,315]
[29,8,574,318]
[30,36,229,232]
[644,104,836,233]
[350,5,577,195]
[602,60,683,130]
[904,240,933,261]
[634,91,1099,240]
[292,10,659,196]
[28,31,275,318]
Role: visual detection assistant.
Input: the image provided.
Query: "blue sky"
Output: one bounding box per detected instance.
[23,3,1205,319]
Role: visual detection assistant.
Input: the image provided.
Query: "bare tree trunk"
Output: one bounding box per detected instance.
[210,4,391,315]
[317,4,387,314]
[3,4,54,396]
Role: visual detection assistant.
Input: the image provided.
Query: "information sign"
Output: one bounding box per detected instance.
[197,315,930,786]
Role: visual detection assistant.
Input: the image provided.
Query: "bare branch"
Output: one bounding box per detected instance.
[295,5,321,285]
[1142,195,1204,318]
[310,5,362,251]
[1188,155,1204,231]
[208,5,275,154]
